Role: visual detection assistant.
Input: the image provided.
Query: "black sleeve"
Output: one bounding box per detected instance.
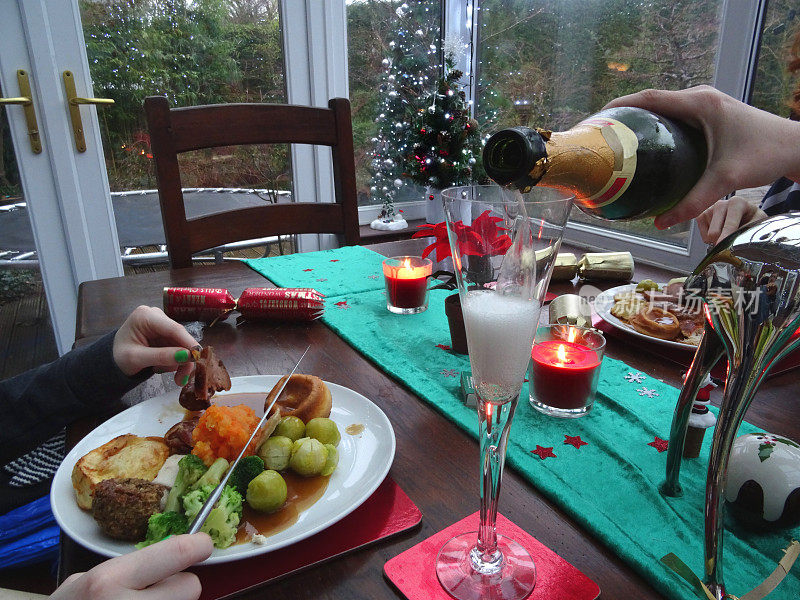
[0,331,152,465]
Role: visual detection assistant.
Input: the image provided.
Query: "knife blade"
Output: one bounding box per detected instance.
[187,345,311,535]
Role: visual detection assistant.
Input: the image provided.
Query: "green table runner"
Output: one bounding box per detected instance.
[245,247,800,599]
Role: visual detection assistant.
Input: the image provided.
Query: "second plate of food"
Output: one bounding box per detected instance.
[50,375,396,564]
[594,283,702,351]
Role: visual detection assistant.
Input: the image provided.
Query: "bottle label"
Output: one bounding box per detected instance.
[578,117,638,207]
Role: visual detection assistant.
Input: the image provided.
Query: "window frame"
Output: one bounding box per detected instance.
[343,0,769,269]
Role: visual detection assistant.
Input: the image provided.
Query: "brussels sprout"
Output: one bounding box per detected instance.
[320,444,339,477]
[635,279,660,293]
[289,437,328,477]
[246,470,287,513]
[258,436,293,471]
[305,418,341,447]
[274,416,306,441]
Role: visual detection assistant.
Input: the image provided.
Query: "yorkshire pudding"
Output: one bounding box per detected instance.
[265,374,331,423]
[630,306,681,340]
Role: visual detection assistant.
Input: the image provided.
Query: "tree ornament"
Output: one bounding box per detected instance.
[394,178,403,188]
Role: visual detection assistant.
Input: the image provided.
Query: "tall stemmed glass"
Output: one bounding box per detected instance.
[436,185,573,600]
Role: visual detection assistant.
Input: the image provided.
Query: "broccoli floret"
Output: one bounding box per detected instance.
[229,455,264,496]
[202,485,243,548]
[190,457,229,491]
[183,484,214,521]
[164,454,208,513]
[135,511,188,549]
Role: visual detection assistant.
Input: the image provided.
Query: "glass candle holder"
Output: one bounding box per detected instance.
[529,324,605,418]
[382,256,432,314]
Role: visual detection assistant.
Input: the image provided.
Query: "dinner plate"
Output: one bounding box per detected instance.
[594,284,699,352]
[51,375,396,564]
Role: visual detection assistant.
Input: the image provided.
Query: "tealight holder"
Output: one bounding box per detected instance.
[528,324,605,418]
[382,256,432,314]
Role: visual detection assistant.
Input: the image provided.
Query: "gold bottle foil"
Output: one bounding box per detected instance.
[577,251,634,282]
[548,294,593,329]
[550,253,578,282]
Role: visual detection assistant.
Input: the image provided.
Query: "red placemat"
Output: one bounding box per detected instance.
[384,511,599,600]
[194,476,421,600]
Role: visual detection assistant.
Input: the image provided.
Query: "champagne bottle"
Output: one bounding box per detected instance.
[482,107,707,220]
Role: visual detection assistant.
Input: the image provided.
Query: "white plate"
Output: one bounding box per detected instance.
[594,284,699,352]
[51,376,395,564]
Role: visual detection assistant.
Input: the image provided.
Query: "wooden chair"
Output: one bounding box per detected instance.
[144,96,360,269]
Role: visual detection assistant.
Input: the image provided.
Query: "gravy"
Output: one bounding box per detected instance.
[237,472,330,543]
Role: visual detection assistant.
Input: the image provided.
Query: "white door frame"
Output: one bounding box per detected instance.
[1,0,123,354]
[281,0,349,252]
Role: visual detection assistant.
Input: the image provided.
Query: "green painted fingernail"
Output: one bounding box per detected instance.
[181,374,189,386]
[174,349,190,363]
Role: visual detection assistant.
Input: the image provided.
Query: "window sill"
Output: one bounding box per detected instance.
[359,219,425,244]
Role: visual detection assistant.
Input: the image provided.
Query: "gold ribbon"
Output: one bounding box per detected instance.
[661,541,800,600]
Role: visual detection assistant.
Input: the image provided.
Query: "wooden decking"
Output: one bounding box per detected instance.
[0,274,58,380]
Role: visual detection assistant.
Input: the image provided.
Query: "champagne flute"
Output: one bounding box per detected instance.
[436,185,573,600]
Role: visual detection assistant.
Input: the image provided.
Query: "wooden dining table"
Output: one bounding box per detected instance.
[55,237,800,600]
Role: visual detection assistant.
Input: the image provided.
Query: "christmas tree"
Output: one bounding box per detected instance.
[405,52,486,192]
[369,1,441,229]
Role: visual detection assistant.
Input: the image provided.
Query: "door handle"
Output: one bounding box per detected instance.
[62,70,114,152]
[0,70,41,154]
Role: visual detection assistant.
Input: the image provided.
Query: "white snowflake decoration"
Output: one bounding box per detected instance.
[636,387,660,398]
[624,372,646,383]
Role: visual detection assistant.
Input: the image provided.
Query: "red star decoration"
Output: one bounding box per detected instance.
[530,445,556,460]
[303,268,314,272]
[648,437,669,453]
[334,300,349,309]
[564,435,588,449]
[330,259,340,262]
[435,343,451,350]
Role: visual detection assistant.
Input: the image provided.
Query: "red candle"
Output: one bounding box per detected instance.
[383,256,432,312]
[530,339,601,410]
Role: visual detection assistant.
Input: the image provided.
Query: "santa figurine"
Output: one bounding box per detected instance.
[682,372,717,458]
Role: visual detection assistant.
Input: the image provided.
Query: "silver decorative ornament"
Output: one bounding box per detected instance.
[393,178,403,188]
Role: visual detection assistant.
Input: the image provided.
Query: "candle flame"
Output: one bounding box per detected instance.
[403,258,412,270]
[557,344,567,364]
[486,402,493,419]
[568,327,577,343]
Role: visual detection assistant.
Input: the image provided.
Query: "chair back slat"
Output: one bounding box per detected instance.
[144,96,360,269]
[168,103,339,153]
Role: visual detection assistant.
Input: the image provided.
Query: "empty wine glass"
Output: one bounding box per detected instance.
[436,185,573,600]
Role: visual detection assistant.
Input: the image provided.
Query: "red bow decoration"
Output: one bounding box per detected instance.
[412,211,511,262]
